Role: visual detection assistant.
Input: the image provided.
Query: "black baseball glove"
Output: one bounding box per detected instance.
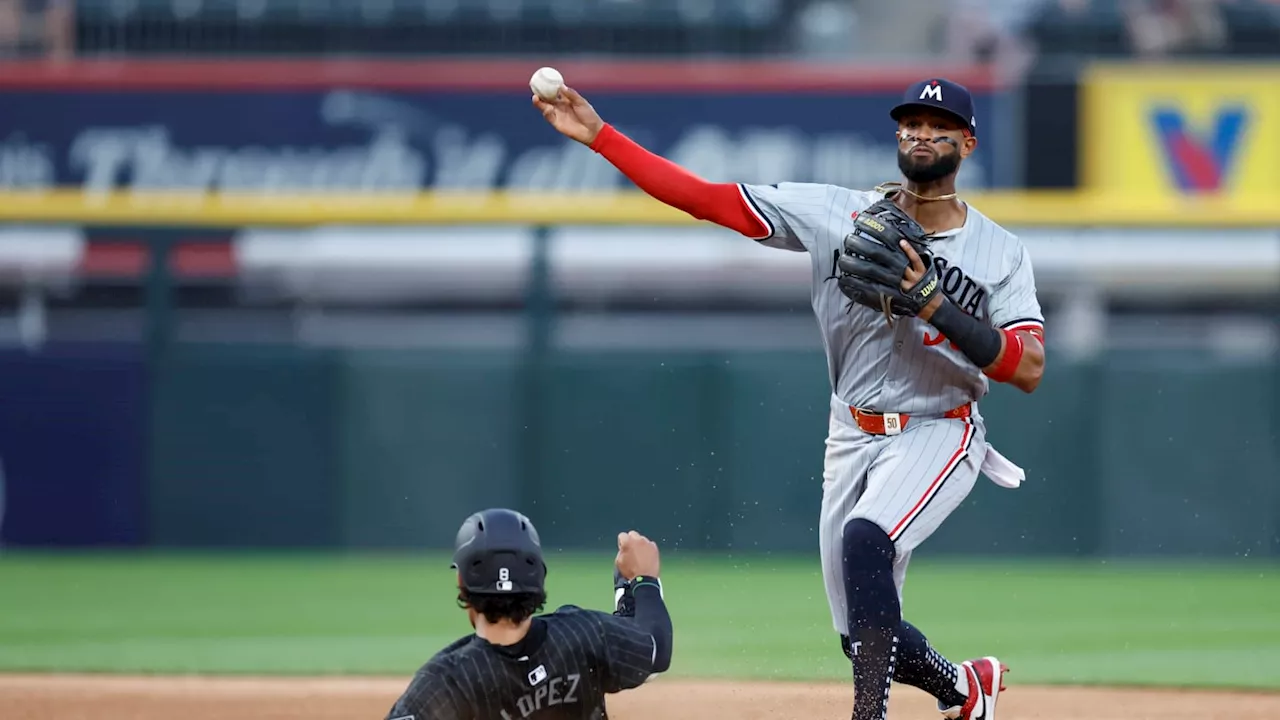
[836,199,942,324]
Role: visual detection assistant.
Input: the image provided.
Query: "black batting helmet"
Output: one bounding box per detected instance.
[451,508,547,596]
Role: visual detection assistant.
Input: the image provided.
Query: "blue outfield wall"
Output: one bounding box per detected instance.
[0,344,149,547]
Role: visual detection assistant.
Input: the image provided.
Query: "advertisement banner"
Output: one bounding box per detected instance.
[1081,64,1280,199]
[0,61,1010,195]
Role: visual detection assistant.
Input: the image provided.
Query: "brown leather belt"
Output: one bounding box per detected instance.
[849,402,971,436]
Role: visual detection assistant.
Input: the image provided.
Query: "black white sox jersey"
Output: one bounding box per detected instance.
[384,605,657,720]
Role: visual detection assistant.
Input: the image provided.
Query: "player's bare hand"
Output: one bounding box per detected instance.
[899,240,927,289]
[532,86,604,146]
[615,530,660,580]
[900,240,945,320]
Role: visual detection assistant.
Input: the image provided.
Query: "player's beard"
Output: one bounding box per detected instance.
[898,146,961,184]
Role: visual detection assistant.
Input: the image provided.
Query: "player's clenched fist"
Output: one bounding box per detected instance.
[532,86,605,146]
[615,530,660,581]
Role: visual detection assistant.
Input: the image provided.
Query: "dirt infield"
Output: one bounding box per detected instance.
[3,673,1279,720]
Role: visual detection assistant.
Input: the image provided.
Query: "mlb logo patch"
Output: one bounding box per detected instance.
[528,664,548,686]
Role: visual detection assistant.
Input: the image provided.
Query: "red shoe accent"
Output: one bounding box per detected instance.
[959,657,1009,720]
[956,663,982,719]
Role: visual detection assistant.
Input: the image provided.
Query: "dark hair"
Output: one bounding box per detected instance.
[457,587,547,625]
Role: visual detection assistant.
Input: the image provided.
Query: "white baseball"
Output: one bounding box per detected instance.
[530,67,564,102]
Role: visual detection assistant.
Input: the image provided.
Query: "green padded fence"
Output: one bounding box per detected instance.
[145,344,1279,557]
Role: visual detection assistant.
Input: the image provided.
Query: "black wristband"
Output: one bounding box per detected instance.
[929,299,1003,369]
[632,576,663,595]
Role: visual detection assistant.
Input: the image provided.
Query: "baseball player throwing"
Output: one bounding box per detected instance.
[534,76,1044,720]
[384,508,672,719]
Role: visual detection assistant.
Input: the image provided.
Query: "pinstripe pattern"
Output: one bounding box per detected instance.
[740,181,1043,640]
[732,181,1041,676]
[739,182,1044,414]
[384,606,655,719]
[817,398,987,634]
[884,419,975,542]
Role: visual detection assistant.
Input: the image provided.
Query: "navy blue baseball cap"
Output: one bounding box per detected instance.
[890,78,977,137]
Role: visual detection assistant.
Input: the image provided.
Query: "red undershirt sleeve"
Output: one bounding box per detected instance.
[589,123,771,240]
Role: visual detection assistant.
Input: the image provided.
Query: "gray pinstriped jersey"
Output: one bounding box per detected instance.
[738,182,1043,415]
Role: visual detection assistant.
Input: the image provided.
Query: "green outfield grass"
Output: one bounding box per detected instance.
[1,552,1278,690]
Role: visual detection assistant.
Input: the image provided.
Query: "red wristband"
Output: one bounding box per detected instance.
[984,329,1023,383]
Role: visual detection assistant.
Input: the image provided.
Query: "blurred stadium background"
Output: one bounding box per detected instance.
[0,0,1278,706]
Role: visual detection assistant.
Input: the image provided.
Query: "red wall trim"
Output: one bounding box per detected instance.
[77,239,237,279]
[0,59,1001,93]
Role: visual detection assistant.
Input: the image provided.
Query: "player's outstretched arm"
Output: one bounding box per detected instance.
[615,531,673,672]
[600,530,673,692]
[532,87,771,240]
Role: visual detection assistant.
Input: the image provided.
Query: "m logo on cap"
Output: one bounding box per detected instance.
[920,82,943,102]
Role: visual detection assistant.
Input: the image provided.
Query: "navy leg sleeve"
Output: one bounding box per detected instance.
[843,519,900,720]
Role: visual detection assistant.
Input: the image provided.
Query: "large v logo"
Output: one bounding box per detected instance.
[1150,106,1247,192]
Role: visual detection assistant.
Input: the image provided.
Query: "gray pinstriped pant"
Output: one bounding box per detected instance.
[818,394,988,636]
